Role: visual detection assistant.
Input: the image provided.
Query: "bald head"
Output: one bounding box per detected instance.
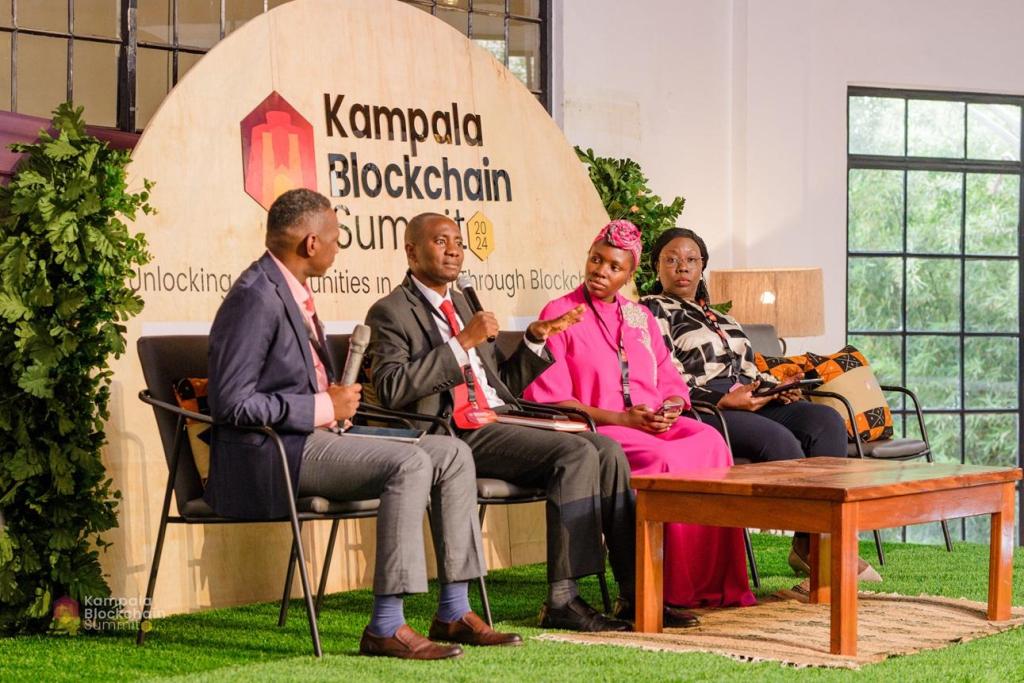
[404,212,464,290]
[405,212,450,248]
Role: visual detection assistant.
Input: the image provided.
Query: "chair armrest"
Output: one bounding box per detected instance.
[518,399,597,432]
[879,385,930,446]
[689,399,732,453]
[807,389,866,457]
[357,403,455,436]
[139,389,214,425]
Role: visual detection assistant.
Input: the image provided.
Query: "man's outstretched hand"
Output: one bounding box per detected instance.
[526,304,585,342]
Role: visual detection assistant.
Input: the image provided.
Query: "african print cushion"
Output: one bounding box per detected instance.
[805,346,893,443]
[753,352,809,383]
[172,377,212,488]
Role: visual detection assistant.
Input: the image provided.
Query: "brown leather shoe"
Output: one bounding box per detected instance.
[359,624,464,660]
[429,611,523,646]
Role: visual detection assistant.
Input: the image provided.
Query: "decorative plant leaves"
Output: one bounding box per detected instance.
[0,103,152,633]
[575,146,686,295]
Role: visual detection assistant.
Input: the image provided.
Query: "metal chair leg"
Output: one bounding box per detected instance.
[278,521,303,627]
[136,509,171,645]
[286,514,322,657]
[873,529,885,566]
[743,529,760,589]
[315,519,341,616]
[137,418,182,646]
[940,519,954,553]
[476,504,494,627]
[597,571,612,613]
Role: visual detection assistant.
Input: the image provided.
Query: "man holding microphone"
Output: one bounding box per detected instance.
[365,212,638,632]
[206,189,519,659]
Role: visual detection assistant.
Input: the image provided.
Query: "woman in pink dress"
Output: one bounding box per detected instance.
[524,220,756,609]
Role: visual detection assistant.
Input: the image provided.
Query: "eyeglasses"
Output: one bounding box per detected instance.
[661,256,703,270]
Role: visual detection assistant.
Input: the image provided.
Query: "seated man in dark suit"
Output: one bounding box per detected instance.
[207,189,520,659]
[365,213,682,632]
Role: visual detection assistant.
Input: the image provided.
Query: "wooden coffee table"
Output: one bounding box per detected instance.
[633,457,1021,655]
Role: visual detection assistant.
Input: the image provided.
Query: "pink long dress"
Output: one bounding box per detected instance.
[524,287,756,608]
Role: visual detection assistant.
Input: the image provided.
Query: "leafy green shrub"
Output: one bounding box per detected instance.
[575,146,685,294]
[0,103,152,633]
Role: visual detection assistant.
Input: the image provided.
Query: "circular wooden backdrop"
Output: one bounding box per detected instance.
[107,0,608,614]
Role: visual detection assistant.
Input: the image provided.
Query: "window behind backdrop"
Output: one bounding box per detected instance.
[0,0,548,131]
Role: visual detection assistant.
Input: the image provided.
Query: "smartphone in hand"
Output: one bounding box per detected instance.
[656,401,685,416]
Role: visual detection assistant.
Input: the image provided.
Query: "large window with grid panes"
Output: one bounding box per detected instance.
[847,86,1023,544]
[0,0,548,132]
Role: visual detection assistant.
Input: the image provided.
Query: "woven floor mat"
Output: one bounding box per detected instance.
[536,591,1024,669]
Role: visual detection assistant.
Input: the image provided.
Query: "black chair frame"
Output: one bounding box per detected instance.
[137,390,336,657]
[689,399,761,589]
[809,386,954,565]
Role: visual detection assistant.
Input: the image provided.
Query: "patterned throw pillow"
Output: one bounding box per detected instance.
[172,377,212,487]
[805,346,893,442]
[753,352,809,383]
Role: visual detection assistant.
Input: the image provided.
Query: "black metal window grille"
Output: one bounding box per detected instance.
[847,85,1024,544]
[0,0,549,132]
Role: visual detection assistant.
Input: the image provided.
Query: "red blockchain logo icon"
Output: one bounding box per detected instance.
[240,92,317,210]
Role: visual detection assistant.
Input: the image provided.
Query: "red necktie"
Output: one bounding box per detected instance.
[439,299,494,429]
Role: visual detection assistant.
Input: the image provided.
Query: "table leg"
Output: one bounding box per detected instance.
[988,483,1014,621]
[830,503,858,656]
[635,495,664,633]
[809,533,830,604]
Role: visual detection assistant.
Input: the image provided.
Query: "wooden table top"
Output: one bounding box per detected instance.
[631,457,1022,502]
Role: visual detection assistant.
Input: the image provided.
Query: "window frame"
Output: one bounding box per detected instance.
[1,0,551,132]
[847,85,1024,545]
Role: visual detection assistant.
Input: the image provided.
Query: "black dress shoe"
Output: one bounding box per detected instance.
[538,596,632,632]
[612,597,701,628]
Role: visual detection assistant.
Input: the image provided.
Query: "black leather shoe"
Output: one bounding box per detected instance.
[538,596,632,632]
[612,597,701,628]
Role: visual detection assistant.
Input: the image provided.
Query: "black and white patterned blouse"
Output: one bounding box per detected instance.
[640,293,773,404]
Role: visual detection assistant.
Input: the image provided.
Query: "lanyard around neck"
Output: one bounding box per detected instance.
[583,288,633,408]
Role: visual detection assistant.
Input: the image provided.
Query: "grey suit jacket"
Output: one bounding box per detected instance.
[365,273,552,425]
[204,252,320,519]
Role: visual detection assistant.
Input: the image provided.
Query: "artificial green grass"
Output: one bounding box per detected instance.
[2,533,1024,681]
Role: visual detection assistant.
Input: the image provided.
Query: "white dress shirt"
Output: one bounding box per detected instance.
[410,274,546,408]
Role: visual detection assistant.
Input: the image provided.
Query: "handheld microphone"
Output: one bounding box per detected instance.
[340,324,371,385]
[456,274,495,342]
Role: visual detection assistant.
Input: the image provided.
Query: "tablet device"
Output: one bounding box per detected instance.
[752,378,823,398]
[341,425,425,443]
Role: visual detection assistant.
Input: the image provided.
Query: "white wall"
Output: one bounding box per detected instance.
[559,0,1024,353]
[557,0,736,267]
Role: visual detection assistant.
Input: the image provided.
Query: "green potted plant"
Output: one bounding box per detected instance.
[0,103,153,633]
[575,147,685,295]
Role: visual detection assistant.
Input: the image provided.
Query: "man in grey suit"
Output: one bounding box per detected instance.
[207,189,520,660]
[365,213,642,632]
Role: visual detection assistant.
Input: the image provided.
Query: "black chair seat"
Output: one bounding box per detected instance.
[847,438,928,460]
[180,496,380,518]
[476,478,545,501]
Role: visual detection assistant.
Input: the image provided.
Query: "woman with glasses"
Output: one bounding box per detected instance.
[639,227,880,581]
[523,220,756,615]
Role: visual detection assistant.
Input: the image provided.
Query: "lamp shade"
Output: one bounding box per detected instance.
[708,267,824,337]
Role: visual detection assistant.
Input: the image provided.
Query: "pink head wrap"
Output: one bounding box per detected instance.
[592,219,642,268]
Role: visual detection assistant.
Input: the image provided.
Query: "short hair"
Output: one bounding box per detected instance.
[267,188,331,236]
[405,212,449,245]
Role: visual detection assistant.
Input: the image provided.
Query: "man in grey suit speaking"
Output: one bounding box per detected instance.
[207,189,519,659]
[364,213,638,632]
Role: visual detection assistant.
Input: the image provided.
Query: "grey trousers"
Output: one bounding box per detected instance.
[463,423,635,587]
[298,429,485,596]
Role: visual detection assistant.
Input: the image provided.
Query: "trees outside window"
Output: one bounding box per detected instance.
[848,87,1023,544]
